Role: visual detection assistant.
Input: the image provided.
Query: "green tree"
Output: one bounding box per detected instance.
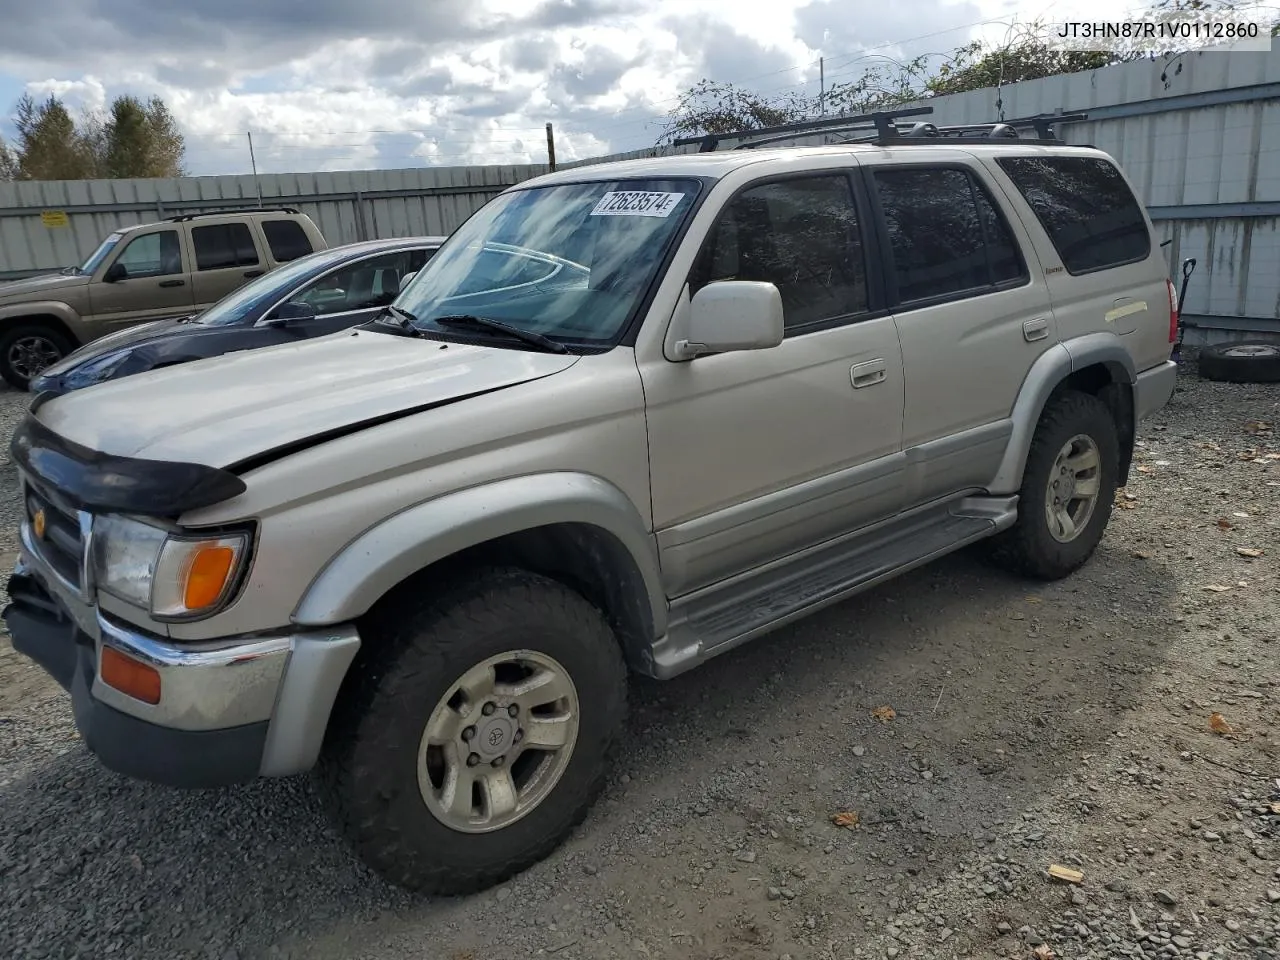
[101,95,187,178]
[4,91,186,181]
[11,93,96,180]
[659,79,811,144]
[0,138,17,180]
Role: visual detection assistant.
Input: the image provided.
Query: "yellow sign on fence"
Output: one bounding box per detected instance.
[40,210,70,228]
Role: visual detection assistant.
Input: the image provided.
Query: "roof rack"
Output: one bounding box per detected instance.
[164,206,301,222]
[672,107,1088,152]
[843,112,1089,146]
[672,107,935,153]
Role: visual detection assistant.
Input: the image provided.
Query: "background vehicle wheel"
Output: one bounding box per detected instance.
[319,567,628,895]
[988,390,1119,581]
[1197,340,1280,384]
[0,324,73,391]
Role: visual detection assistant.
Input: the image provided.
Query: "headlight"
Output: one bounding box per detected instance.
[92,515,251,619]
[62,349,133,390]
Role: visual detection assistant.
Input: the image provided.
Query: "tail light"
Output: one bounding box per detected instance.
[1166,278,1178,343]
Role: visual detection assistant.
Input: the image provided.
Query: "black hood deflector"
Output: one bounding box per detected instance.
[11,414,247,518]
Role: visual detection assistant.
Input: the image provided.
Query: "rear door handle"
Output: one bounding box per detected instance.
[244,269,265,278]
[1022,317,1049,342]
[850,359,887,388]
[158,279,185,288]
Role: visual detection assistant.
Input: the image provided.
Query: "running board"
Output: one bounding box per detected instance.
[649,495,1018,679]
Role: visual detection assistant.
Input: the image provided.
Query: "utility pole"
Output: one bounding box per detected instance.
[546,122,557,172]
[247,131,263,206]
[819,57,825,115]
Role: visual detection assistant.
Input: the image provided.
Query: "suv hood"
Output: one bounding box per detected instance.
[35,329,580,469]
[0,272,89,301]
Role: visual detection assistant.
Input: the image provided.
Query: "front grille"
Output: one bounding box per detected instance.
[23,478,86,592]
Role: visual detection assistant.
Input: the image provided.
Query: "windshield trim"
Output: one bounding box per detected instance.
[407,174,714,352]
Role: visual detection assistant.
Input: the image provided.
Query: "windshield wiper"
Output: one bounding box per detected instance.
[366,304,427,337]
[430,314,569,354]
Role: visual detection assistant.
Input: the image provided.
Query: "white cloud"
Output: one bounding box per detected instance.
[0,0,1166,176]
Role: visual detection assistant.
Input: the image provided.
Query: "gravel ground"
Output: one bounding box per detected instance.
[0,362,1277,960]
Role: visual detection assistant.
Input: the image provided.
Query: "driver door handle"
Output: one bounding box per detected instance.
[851,359,887,389]
[244,269,265,278]
[158,279,185,288]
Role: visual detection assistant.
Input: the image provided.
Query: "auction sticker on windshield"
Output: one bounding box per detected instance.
[590,191,685,218]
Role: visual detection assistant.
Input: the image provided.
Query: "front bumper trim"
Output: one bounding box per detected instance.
[4,567,360,787]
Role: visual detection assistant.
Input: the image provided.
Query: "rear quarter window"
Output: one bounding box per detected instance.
[996,156,1151,275]
[261,219,314,262]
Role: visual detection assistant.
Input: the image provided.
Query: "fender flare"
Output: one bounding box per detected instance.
[988,334,1136,494]
[291,471,667,636]
[0,300,82,335]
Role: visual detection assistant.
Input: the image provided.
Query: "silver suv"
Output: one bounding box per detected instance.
[4,122,1178,897]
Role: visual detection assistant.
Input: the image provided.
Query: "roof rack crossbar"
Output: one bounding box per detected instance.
[674,106,934,152]
[164,206,302,222]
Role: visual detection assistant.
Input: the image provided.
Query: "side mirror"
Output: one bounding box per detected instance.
[397,270,417,293]
[103,262,128,283]
[264,300,319,326]
[672,281,785,359]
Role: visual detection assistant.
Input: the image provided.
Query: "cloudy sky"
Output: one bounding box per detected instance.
[0,0,1139,177]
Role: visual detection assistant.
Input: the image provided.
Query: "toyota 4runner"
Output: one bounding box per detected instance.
[4,122,1179,896]
[0,207,326,389]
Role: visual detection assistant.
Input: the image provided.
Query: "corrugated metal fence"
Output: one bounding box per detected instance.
[3,46,1280,341]
[0,164,552,282]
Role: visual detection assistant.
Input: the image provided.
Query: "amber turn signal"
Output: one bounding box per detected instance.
[100,646,161,705]
[183,544,237,611]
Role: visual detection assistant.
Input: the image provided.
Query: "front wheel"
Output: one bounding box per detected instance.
[319,567,628,895]
[0,324,73,390]
[989,390,1120,580]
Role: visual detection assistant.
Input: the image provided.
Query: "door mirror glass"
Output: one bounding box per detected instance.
[673,281,784,359]
[265,300,319,326]
[103,262,128,283]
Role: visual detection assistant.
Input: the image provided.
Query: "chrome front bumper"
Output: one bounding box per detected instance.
[8,518,360,784]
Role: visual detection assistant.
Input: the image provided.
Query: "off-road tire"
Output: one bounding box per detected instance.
[0,324,73,391]
[988,390,1120,580]
[1197,340,1280,384]
[318,566,628,895]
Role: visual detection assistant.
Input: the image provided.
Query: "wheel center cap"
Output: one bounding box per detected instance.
[474,716,517,759]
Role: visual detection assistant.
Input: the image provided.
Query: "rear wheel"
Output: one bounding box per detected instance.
[319,567,628,895]
[0,324,73,390]
[989,390,1119,580]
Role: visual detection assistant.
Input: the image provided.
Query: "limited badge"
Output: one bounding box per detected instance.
[32,508,46,540]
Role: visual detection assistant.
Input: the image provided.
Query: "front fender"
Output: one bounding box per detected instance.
[291,471,666,635]
[0,299,82,332]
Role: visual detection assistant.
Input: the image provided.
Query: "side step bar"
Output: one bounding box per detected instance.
[649,495,1019,679]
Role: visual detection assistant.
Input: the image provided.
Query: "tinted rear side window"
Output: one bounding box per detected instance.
[872,166,1027,304]
[996,157,1150,275]
[192,222,260,271]
[261,219,314,262]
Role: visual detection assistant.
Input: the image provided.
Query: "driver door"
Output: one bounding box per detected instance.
[639,171,907,597]
[88,228,195,329]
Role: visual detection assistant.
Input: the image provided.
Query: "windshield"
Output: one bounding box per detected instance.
[396,178,702,346]
[80,233,123,275]
[195,249,338,326]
